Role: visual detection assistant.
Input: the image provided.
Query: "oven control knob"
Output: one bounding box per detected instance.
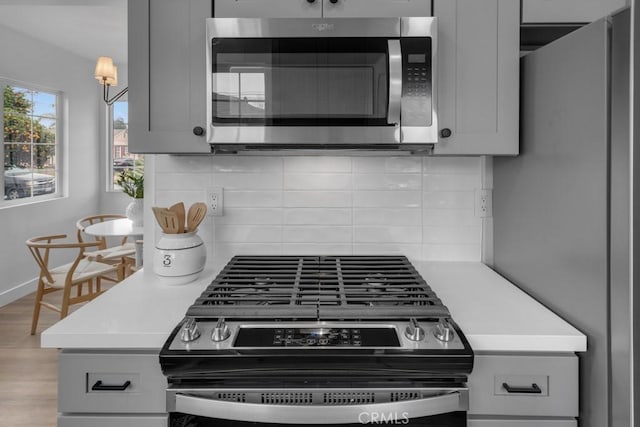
[180,318,201,343]
[404,318,425,341]
[212,318,231,342]
[329,0,339,3]
[434,320,455,342]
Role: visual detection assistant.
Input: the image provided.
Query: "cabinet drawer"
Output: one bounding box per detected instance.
[468,354,578,417]
[58,351,167,414]
[58,415,167,427]
[469,420,576,426]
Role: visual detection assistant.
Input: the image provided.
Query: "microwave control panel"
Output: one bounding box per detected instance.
[401,38,432,127]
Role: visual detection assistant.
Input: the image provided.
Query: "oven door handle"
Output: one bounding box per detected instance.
[387,39,402,127]
[174,391,465,424]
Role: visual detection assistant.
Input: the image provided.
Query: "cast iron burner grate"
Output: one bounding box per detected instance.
[187,256,450,320]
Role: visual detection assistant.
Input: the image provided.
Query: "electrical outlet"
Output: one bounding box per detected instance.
[205,187,224,216]
[475,189,493,218]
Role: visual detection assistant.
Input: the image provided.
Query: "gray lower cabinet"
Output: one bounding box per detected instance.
[468,353,579,425]
[58,350,167,427]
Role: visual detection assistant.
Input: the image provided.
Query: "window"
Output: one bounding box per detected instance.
[2,83,60,203]
[109,100,143,190]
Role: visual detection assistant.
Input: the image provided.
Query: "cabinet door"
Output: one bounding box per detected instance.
[522,0,628,23]
[128,0,211,153]
[433,0,519,155]
[322,0,431,17]
[215,0,322,18]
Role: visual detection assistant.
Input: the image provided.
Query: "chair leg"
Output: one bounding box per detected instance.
[76,282,83,297]
[96,277,102,294]
[60,282,73,319]
[30,280,45,335]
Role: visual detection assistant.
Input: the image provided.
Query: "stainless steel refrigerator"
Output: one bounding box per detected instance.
[493,7,638,427]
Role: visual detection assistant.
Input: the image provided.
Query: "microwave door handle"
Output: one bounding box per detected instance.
[387,39,402,126]
[174,391,464,424]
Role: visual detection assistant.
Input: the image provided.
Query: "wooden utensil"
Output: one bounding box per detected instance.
[187,202,207,232]
[168,202,186,233]
[152,207,180,234]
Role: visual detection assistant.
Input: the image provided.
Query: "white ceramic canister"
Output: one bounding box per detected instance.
[153,231,206,285]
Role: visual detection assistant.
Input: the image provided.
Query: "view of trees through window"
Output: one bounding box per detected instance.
[3,84,58,201]
[111,100,143,190]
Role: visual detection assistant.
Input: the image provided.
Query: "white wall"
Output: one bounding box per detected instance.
[148,155,489,266]
[0,24,102,305]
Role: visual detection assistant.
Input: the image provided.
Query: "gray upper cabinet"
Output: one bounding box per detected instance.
[322,0,430,17]
[128,0,211,154]
[215,0,322,18]
[215,0,430,18]
[522,0,628,23]
[433,0,519,155]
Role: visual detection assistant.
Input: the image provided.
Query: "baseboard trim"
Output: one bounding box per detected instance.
[0,278,37,308]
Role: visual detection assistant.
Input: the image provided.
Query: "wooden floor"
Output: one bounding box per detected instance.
[0,283,116,426]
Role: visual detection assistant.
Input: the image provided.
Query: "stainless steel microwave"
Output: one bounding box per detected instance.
[206,17,437,147]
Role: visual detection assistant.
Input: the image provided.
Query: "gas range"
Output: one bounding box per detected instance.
[161,255,473,379]
[161,256,473,426]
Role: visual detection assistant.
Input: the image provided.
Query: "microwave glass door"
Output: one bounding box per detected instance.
[211,38,390,126]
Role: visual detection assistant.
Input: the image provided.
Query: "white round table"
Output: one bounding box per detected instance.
[83,218,143,237]
[84,218,143,267]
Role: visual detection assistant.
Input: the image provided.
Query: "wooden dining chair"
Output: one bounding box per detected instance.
[76,214,136,281]
[26,234,120,335]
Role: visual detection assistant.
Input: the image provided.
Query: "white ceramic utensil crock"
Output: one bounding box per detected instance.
[153,231,206,285]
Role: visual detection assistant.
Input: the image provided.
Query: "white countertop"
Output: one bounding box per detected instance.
[41,261,586,353]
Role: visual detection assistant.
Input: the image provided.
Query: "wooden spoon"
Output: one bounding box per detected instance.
[152,207,180,234]
[168,202,185,233]
[187,202,207,232]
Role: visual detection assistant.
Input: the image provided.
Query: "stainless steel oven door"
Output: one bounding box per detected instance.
[167,387,467,426]
[205,17,437,146]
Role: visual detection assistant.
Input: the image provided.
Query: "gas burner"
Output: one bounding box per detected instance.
[363,273,388,291]
[254,276,274,287]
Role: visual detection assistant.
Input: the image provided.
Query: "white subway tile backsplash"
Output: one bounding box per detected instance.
[155,173,212,190]
[352,157,422,173]
[353,174,421,191]
[354,226,422,243]
[212,156,282,173]
[353,191,421,208]
[152,155,486,263]
[224,191,283,208]
[283,191,352,208]
[284,208,351,225]
[155,155,212,173]
[423,191,475,210]
[423,174,480,192]
[284,174,351,191]
[423,209,480,227]
[213,243,282,260]
[353,244,423,260]
[282,244,353,255]
[284,157,352,173]
[423,225,482,244]
[212,173,282,190]
[424,157,481,175]
[215,208,283,225]
[283,226,352,243]
[216,225,282,243]
[353,208,421,226]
